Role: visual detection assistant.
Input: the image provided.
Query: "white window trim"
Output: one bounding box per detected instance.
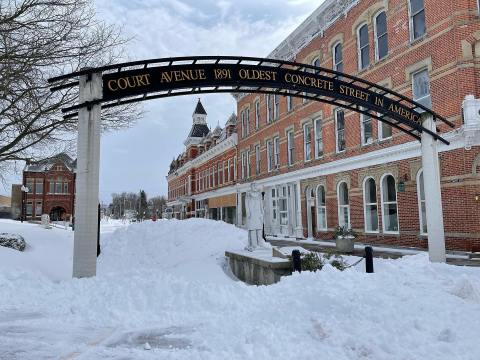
[408,0,426,42]
[286,91,293,112]
[255,144,261,175]
[266,139,273,172]
[360,112,374,146]
[316,184,328,231]
[378,115,393,141]
[246,150,250,179]
[303,123,312,162]
[287,129,295,166]
[274,94,280,119]
[357,22,370,71]
[332,42,343,72]
[380,173,400,234]
[373,10,388,61]
[416,169,428,236]
[363,177,379,234]
[273,136,280,169]
[335,109,346,153]
[337,181,351,229]
[314,118,323,159]
[255,100,260,129]
[411,68,431,104]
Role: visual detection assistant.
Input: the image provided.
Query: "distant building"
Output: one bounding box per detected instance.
[21,153,76,221]
[0,195,11,219]
[167,99,238,223]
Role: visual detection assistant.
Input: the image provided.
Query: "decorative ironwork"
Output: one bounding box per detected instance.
[48,56,454,144]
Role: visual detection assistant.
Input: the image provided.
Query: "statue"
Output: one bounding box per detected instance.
[245,183,268,251]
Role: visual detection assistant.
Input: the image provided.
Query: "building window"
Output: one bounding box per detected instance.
[314,118,323,159]
[335,109,346,152]
[374,11,388,60]
[417,170,427,235]
[255,100,260,129]
[286,91,293,112]
[279,186,288,225]
[255,144,261,175]
[266,94,274,123]
[381,174,399,233]
[218,162,222,185]
[337,182,350,228]
[271,188,277,222]
[245,107,250,136]
[26,202,33,216]
[55,178,63,194]
[361,112,373,145]
[246,150,250,179]
[412,68,431,109]
[409,0,426,41]
[333,43,343,72]
[64,181,68,194]
[303,123,312,161]
[273,136,280,169]
[316,185,327,230]
[379,118,393,140]
[274,94,280,120]
[287,129,295,166]
[233,156,237,180]
[241,152,246,180]
[26,179,34,193]
[357,23,370,70]
[227,159,231,182]
[35,180,43,194]
[35,201,42,217]
[267,139,274,172]
[363,177,379,232]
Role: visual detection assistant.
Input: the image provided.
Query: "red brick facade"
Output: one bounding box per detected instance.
[168,0,480,251]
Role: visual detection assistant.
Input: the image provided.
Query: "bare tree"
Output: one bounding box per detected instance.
[0,0,141,182]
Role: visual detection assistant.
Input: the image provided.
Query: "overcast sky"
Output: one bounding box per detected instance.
[1,0,323,202]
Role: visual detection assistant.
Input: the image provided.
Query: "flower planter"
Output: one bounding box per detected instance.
[335,235,354,253]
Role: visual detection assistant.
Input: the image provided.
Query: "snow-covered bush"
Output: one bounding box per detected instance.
[296,251,349,272]
[0,233,26,252]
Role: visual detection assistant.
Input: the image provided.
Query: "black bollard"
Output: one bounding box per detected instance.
[365,246,374,273]
[292,250,302,273]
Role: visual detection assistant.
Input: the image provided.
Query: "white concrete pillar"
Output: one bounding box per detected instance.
[294,181,304,238]
[421,113,446,263]
[72,73,102,278]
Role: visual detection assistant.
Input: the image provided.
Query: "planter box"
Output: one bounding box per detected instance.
[335,236,354,253]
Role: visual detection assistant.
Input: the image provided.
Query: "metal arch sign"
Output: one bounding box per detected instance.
[48,56,454,144]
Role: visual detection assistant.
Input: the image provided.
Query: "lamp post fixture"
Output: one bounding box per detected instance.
[20,185,29,223]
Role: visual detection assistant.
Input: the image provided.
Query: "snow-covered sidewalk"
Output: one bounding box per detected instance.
[1,219,480,359]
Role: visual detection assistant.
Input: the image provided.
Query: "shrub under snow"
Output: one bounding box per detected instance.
[0,233,26,251]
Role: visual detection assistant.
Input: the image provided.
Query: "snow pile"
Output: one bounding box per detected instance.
[1,219,480,359]
[0,233,26,251]
[98,218,247,282]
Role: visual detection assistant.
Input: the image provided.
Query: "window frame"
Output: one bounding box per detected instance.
[357,23,370,70]
[363,177,379,233]
[380,173,400,234]
[287,129,295,166]
[255,144,261,176]
[266,139,274,172]
[360,112,374,146]
[316,184,328,231]
[314,117,323,159]
[408,0,426,42]
[337,181,350,229]
[273,136,280,169]
[255,100,260,129]
[373,10,388,61]
[286,91,293,112]
[303,122,312,162]
[411,68,431,105]
[332,42,343,72]
[335,109,346,153]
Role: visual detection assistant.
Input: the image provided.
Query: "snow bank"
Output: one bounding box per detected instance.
[1,219,480,360]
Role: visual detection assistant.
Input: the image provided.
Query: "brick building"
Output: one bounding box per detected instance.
[21,153,76,221]
[167,100,238,223]
[167,0,480,251]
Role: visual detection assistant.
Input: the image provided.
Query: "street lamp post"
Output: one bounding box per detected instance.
[20,185,29,223]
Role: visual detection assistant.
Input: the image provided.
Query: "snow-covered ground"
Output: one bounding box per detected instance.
[1,218,480,359]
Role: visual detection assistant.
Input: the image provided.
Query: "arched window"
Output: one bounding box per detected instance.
[374,11,388,60]
[363,177,378,232]
[337,181,350,228]
[381,174,399,233]
[316,185,327,230]
[357,24,370,70]
[333,42,343,72]
[417,170,427,235]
